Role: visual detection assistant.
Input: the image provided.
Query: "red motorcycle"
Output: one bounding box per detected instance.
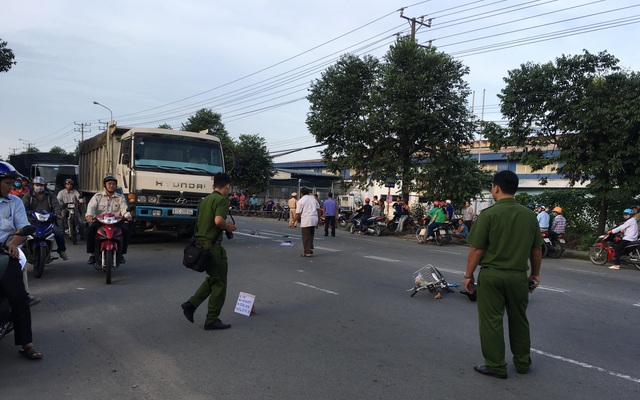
[589,233,640,270]
[91,213,125,284]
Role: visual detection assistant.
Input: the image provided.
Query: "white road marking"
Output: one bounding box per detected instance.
[536,285,568,293]
[234,231,273,239]
[312,246,341,252]
[364,256,401,263]
[560,268,603,275]
[437,268,463,275]
[431,249,463,255]
[633,303,640,307]
[295,282,338,295]
[531,348,640,384]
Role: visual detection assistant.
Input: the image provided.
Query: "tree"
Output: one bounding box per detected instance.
[231,134,275,195]
[0,39,16,73]
[157,123,173,130]
[306,40,490,201]
[49,146,67,154]
[22,146,40,153]
[483,50,640,234]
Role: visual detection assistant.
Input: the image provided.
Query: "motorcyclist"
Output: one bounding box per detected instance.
[9,177,29,198]
[537,204,550,232]
[426,201,448,241]
[0,161,43,360]
[85,176,132,264]
[550,206,566,240]
[358,198,373,234]
[608,208,639,270]
[57,178,85,237]
[21,176,68,261]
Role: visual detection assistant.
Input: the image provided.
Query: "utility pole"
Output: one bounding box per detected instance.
[74,121,91,142]
[9,147,19,155]
[399,8,432,42]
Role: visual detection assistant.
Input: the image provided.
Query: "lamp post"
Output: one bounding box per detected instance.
[93,101,115,175]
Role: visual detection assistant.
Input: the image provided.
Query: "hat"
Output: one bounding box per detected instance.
[291,192,297,197]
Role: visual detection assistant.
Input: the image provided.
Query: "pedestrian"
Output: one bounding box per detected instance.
[323,192,337,237]
[0,162,43,360]
[464,170,543,379]
[295,187,319,257]
[181,173,237,330]
[462,200,475,231]
[288,192,297,228]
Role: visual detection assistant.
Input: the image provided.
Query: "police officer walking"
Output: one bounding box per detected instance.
[181,173,236,330]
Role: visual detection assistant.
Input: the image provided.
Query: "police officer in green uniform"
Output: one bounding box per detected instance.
[464,170,543,379]
[181,173,236,330]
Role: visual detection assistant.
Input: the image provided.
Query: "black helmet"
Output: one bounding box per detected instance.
[0,161,22,180]
[65,178,74,185]
[103,175,117,185]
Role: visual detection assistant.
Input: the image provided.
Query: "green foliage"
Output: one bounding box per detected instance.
[157,123,173,130]
[23,146,40,153]
[484,50,640,234]
[231,134,274,194]
[307,41,488,202]
[0,39,16,73]
[49,146,67,154]
[181,108,235,173]
[410,202,426,220]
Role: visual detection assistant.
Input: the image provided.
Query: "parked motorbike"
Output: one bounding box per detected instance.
[589,233,640,270]
[386,215,418,234]
[1,226,36,344]
[349,211,384,236]
[338,212,348,228]
[541,231,565,258]
[90,213,126,284]
[23,210,57,279]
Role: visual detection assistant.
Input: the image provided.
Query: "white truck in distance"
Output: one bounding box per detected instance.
[78,126,224,236]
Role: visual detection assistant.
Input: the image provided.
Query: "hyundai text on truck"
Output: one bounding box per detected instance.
[78,126,225,236]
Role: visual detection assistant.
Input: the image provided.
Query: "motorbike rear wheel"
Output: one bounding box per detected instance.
[339,219,348,228]
[548,242,564,259]
[589,246,607,265]
[434,234,443,246]
[372,225,382,237]
[443,234,452,245]
[33,246,47,279]
[105,250,113,284]
[541,244,548,258]
[349,224,356,234]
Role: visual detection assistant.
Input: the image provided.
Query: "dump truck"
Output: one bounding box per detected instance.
[78,126,225,236]
[9,153,78,193]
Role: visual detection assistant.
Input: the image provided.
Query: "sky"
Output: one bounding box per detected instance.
[2,0,639,163]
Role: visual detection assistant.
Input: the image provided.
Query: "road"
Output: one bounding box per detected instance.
[1,216,639,400]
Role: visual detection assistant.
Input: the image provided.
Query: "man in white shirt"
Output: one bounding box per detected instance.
[295,187,319,257]
[536,204,549,231]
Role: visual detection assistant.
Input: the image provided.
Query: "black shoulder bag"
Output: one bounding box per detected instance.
[182,230,223,273]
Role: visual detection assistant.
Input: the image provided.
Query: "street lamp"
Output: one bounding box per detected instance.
[92,101,115,175]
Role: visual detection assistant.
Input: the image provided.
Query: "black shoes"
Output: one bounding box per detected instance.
[87,255,95,265]
[119,255,126,264]
[181,301,195,323]
[27,294,42,307]
[474,365,507,379]
[204,318,231,330]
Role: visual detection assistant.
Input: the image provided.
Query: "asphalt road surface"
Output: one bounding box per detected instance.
[1,216,639,400]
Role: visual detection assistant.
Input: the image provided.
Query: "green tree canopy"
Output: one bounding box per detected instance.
[306,40,490,201]
[0,39,16,73]
[231,134,274,194]
[49,146,67,154]
[182,108,235,170]
[483,50,640,234]
[157,123,173,130]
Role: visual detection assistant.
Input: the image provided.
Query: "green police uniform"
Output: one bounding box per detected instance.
[466,198,544,374]
[188,191,230,325]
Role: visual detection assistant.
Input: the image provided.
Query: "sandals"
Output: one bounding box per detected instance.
[19,346,43,360]
[300,254,312,257]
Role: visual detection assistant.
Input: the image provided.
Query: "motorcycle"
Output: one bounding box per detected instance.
[61,202,82,245]
[90,213,126,284]
[541,231,565,258]
[23,210,57,279]
[338,212,348,228]
[1,226,36,344]
[415,217,454,246]
[589,233,640,270]
[349,211,384,236]
[386,215,418,234]
[277,205,290,222]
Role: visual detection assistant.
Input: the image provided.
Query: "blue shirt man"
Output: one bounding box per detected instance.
[323,193,337,237]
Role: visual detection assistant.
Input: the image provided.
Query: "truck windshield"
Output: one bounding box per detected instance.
[133,135,223,174]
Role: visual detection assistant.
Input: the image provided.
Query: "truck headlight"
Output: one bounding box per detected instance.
[148,196,159,204]
[138,195,147,203]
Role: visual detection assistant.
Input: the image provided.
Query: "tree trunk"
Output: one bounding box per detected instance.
[597,197,608,236]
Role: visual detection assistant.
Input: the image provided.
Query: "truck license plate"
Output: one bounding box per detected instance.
[172,208,193,215]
